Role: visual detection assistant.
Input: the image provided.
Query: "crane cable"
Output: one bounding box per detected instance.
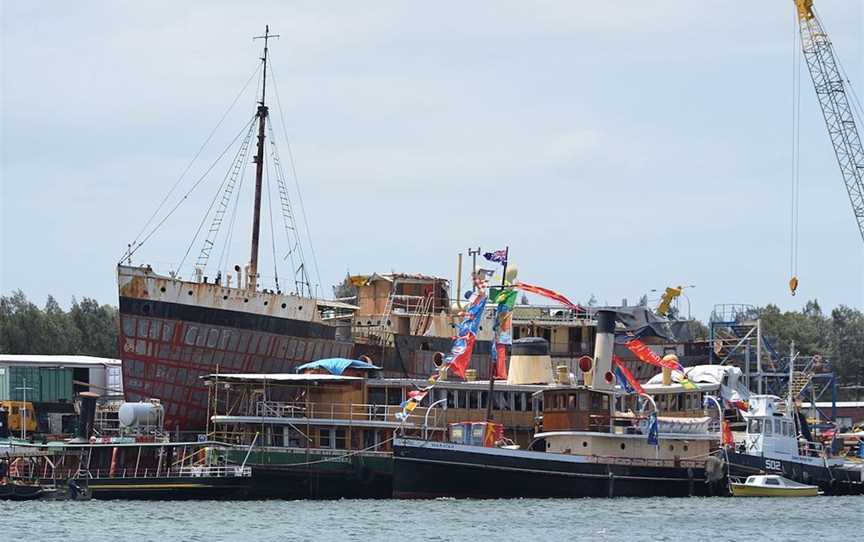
[790,10,802,296]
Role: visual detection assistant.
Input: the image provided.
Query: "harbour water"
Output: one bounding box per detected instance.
[4,496,862,541]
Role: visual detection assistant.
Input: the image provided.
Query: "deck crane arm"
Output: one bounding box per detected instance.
[794,0,864,244]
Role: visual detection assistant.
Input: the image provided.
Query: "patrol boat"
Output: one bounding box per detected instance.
[725,394,864,495]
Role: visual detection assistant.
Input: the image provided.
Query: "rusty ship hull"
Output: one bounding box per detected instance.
[117,265,490,431]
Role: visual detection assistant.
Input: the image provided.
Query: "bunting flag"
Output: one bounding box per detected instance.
[623,337,697,390]
[611,355,644,395]
[446,290,487,378]
[490,287,518,380]
[396,282,488,421]
[483,249,508,264]
[514,282,585,312]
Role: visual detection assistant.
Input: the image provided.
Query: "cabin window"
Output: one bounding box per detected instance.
[494,392,510,411]
[447,390,457,409]
[368,387,386,406]
[764,420,773,436]
[578,392,589,411]
[468,391,479,409]
[334,429,347,449]
[554,393,564,411]
[480,391,488,410]
[774,420,782,435]
[319,429,332,448]
[386,388,403,406]
[765,478,780,486]
[568,394,577,410]
[122,316,136,337]
[518,393,528,412]
[748,419,763,434]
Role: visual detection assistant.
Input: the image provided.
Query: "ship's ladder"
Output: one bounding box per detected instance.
[412,293,434,336]
[376,293,396,347]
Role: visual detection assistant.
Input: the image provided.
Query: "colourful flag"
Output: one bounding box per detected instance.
[612,356,644,395]
[514,282,585,312]
[483,249,508,264]
[445,290,487,378]
[490,287,518,380]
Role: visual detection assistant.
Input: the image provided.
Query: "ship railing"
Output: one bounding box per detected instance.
[254,400,441,427]
[512,305,595,325]
[67,465,252,480]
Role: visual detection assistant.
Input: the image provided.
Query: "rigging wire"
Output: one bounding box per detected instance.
[267,56,324,297]
[790,11,802,295]
[179,119,258,274]
[217,142,251,281]
[124,115,258,264]
[124,64,263,258]
[264,141,281,292]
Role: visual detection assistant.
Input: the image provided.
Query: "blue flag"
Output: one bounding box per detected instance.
[647,412,659,446]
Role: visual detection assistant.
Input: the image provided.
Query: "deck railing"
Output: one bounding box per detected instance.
[253,401,442,428]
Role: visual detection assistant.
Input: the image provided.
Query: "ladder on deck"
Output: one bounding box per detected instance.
[412,294,434,336]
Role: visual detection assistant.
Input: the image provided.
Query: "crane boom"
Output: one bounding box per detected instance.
[795,0,864,243]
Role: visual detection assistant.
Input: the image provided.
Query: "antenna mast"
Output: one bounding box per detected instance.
[249,25,279,290]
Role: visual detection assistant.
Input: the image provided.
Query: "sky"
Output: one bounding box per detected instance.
[2,0,864,322]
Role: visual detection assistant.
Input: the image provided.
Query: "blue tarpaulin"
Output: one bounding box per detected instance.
[296,358,381,375]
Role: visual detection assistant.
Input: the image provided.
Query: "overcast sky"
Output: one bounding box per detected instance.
[3,1,864,321]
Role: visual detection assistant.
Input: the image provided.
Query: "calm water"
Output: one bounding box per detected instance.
[3,497,862,541]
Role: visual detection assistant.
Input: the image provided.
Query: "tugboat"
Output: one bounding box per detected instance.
[203,357,548,498]
[392,310,728,498]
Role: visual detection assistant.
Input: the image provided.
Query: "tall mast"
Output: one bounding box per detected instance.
[249,25,279,291]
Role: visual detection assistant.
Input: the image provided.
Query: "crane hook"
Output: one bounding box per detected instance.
[789,276,799,296]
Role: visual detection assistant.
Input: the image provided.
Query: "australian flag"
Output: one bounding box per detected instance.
[483,249,508,265]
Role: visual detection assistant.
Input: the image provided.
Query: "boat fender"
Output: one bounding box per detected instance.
[705,456,725,483]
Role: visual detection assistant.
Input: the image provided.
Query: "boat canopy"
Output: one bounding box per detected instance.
[296,358,382,375]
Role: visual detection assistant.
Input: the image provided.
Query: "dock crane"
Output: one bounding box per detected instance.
[792,0,864,293]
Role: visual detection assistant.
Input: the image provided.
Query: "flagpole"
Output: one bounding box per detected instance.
[485,246,508,423]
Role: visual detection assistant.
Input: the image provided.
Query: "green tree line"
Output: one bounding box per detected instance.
[0,290,118,358]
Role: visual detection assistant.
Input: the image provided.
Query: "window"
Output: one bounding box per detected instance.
[138,319,149,338]
[774,420,782,435]
[468,391,479,409]
[568,394,577,410]
[447,390,457,409]
[764,420,773,436]
[748,419,762,434]
[578,392,589,411]
[334,429,347,449]
[149,320,162,340]
[122,316,136,337]
[765,478,780,486]
[319,429,332,448]
[184,326,199,346]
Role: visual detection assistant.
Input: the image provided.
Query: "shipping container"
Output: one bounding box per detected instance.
[0,366,74,402]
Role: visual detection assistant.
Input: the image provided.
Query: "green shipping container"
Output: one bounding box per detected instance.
[38,367,74,402]
[5,367,74,402]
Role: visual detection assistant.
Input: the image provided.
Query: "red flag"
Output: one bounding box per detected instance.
[448,333,477,378]
[493,343,508,380]
[625,338,683,372]
[514,282,584,311]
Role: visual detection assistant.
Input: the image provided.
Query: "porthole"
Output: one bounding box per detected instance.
[188,290,193,296]
[263,301,268,306]
[669,445,675,452]
[160,287,166,293]
[620,443,626,450]
[582,441,588,448]
[683,445,689,452]
[281,303,287,309]
[298,306,303,311]
[223,295,228,300]
[244,299,249,303]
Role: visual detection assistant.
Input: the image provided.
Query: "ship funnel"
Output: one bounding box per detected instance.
[590,310,616,390]
[506,337,554,385]
[73,392,99,442]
